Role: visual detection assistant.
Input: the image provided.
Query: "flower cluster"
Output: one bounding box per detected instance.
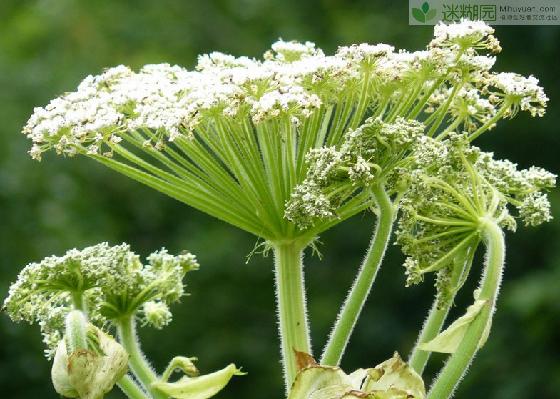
[488,72,548,117]
[396,134,555,302]
[3,243,199,356]
[430,19,501,53]
[23,44,345,160]
[20,20,550,244]
[23,20,545,163]
[427,87,496,133]
[285,117,424,227]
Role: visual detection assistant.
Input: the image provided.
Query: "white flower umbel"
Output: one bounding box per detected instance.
[395,135,555,397]
[431,19,501,52]
[22,20,546,242]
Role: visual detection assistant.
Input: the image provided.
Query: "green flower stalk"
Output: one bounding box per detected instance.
[19,18,553,392]
[394,135,554,394]
[3,243,242,399]
[398,135,555,292]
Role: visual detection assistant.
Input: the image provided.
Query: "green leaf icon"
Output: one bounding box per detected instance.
[412,8,426,23]
[421,2,430,13]
[425,8,437,21]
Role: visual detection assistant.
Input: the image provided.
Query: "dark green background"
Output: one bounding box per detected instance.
[1,1,559,398]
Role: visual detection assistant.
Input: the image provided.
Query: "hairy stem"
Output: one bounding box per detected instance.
[408,245,474,374]
[428,220,504,399]
[65,310,88,353]
[117,316,166,399]
[117,375,151,399]
[71,291,85,311]
[320,184,394,366]
[272,240,312,390]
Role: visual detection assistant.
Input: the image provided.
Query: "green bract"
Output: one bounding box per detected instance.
[153,361,244,399]
[418,299,491,353]
[52,324,129,399]
[288,353,425,399]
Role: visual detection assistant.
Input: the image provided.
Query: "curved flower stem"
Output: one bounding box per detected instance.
[117,375,151,399]
[272,240,312,391]
[428,220,504,399]
[408,245,474,374]
[320,183,394,366]
[117,316,166,399]
[468,103,510,141]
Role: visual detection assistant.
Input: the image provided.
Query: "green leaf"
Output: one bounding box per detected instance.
[425,8,437,21]
[421,2,430,13]
[152,363,244,399]
[411,8,426,23]
[419,300,491,353]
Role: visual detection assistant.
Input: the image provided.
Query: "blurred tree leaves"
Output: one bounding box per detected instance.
[0,1,558,398]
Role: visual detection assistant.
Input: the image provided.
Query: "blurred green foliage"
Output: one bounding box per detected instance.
[0,1,559,398]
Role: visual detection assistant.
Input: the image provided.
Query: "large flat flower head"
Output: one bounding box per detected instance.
[22,21,547,243]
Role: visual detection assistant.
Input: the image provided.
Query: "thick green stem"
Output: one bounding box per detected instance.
[320,184,394,366]
[408,246,473,374]
[117,316,166,399]
[428,220,504,399]
[71,291,85,311]
[117,375,151,399]
[273,241,312,390]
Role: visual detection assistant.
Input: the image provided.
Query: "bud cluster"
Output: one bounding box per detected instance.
[286,117,424,227]
[3,243,198,357]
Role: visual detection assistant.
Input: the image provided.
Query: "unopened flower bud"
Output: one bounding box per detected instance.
[51,325,128,399]
[143,301,172,329]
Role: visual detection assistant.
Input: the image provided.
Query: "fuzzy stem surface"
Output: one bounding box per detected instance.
[320,184,394,366]
[408,246,473,374]
[117,316,166,399]
[273,240,312,391]
[428,220,504,399]
[117,375,151,399]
